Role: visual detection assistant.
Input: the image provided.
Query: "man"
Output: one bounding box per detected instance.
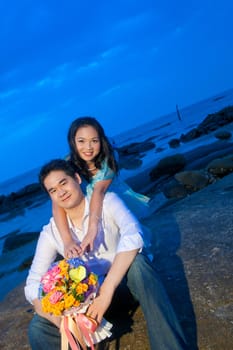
[25,159,187,349]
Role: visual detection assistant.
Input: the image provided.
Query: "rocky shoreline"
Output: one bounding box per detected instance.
[0,106,233,349]
[0,171,232,349]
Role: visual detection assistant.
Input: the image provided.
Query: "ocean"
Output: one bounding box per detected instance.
[0,87,233,300]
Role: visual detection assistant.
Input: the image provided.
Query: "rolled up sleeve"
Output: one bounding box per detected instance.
[24,221,59,304]
[103,192,144,253]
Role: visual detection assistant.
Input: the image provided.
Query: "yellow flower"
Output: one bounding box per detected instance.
[51,300,64,315]
[59,259,69,279]
[69,266,86,283]
[41,291,65,315]
[64,294,76,309]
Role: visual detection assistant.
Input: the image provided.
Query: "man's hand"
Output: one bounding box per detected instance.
[86,286,114,325]
[33,299,62,328]
[86,250,139,324]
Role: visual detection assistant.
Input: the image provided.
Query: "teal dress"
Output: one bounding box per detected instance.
[85,159,154,259]
[86,159,151,219]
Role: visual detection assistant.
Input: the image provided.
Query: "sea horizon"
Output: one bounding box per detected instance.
[1,86,233,197]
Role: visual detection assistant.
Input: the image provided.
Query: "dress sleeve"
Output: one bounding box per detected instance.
[86,160,115,198]
[94,160,115,182]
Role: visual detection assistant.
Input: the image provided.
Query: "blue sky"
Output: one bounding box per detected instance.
[0,0,233,183]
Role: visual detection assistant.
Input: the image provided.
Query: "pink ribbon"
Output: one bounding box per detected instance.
[60,314,98,350]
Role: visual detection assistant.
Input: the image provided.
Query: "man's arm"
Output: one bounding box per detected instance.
[86,193,143,323]
[103,192,144,253]
[33,298,61,328]
[86,249,138,324]
[25,220,60,304]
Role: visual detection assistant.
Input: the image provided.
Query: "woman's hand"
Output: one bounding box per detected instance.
[80,227,98,253]
[64,240,82,258]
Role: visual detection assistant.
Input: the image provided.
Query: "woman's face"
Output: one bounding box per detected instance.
[74,125,101,162]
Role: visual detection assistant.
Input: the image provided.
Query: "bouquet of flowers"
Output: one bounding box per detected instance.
[39,257,112,350]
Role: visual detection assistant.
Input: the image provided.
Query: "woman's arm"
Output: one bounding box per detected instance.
[86,249,138,324]
[52,201,81,257]
[81,179,112,253]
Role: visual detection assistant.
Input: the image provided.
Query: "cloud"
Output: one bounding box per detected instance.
[75,61,100,74]
[36,63,71,89]
[114,11,152,32]
[0,2,103,93]
[1,3,152,98]
[98,85,121,98]
[100,45,126,59]
[75,45,126,75]
[0,88,19,100]
[0,113,49,146]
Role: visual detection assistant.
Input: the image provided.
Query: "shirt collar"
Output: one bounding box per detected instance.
[67,197,90,231]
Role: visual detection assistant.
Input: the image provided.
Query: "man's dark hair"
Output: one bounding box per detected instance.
[39,159,77,192]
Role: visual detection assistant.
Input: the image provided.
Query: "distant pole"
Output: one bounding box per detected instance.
[176,104,182,121]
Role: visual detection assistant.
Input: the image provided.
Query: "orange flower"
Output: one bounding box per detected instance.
[76,283,88,295]
[88,273,98,285]
[40,258,99,316]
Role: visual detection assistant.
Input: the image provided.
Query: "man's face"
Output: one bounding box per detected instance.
[44,170,83,209]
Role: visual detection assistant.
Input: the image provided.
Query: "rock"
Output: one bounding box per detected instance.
[169,138,180,148]
[207,154,233,177]
[180,127,202,143]
[118,156,143,170]
[0,183,48,215]
[198,105,233,128]
[116,140,155,170]
[149,154,186,180]
[214,130,232,140]
[147,140,233,200]
[117,140,155,155]
[17,256,34,271]
[3,232,39,253]
[174,170,210,191]
[0,283,33,350]
[180,105,233,143]
[142,172,233,349]
[11,183,42,199]
[162,179,188,199]
[1,174,233,350]
[155,146,165,153]
[183,141,233,170]
[126,139,233,198]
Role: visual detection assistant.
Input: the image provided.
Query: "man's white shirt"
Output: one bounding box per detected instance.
[25,192,144,304]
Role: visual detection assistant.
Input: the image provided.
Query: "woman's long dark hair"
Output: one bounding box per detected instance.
[67,116,118,181]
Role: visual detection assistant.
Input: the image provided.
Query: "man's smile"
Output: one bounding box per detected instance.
[61,193,72,202]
